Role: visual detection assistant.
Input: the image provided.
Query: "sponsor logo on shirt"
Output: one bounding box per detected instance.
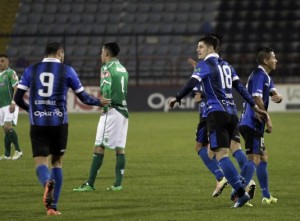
[101,71,110,78]
[34,109,63,117]
[34,100,56,105]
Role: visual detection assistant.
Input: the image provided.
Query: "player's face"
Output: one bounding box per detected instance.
[265,52,277,72]
[101,47,109,63]
[0,57,9,71]
[101,47,106,63]
[197,41,210,60]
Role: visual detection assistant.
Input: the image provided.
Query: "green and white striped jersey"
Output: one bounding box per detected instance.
[100,59,129,118]
[0,68,18,108]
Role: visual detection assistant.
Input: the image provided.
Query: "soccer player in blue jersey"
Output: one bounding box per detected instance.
[192,83,228,197]
[14,42,110,216]
[238,47,281,205]
[169,33,269,208]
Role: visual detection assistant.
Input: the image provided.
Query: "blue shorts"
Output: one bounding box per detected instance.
[196,117,209,144]
[239,125,265,155]
[207,111,239,150]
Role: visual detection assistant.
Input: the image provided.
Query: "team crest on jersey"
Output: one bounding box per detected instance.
[12,72,18,80]
[101,71,111,78]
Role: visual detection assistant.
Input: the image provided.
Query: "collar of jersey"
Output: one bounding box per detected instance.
[42,58,61,63]
[257,65,269,76]
[204,53,219,61]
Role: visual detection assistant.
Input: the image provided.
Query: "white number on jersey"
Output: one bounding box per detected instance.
[38,72,54,97]
[218,65,232,89]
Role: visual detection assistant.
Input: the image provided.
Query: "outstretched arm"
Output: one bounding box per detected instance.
[168,77,199,110]
[76,91,110,107]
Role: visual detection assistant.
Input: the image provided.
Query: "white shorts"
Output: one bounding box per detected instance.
[95,108,128,150]
[0,105,19,126]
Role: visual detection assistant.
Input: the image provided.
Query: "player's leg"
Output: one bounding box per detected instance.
[209,113,249,207]
[73,114,107,191]
[0,106,11,159]
[257,150,277,204]
[108,110,128,191]
[230,140,247,170]
[230,118,247,170]
[47,124,67,215]
[3,106,22,160]
[31,125,59,215]
[238,126,258,187]
[196,118,225,183]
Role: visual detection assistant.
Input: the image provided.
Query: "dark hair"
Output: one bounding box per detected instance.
[198,33,223,52]
[256,47,274,65]
[104,41,120,57]
[45,42,63,56]
[0,54,8,59]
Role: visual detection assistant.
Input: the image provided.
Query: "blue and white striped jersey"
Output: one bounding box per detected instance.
[192,53,240,116]
[17,58,84,126]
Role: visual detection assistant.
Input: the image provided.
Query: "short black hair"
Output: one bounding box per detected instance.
[104,41,120,57]
[256,47,274,65]
[198,33,223,52]
[0,54,8,59]
[45,42,63,56]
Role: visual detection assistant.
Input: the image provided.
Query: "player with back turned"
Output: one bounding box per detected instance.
[14,42,110,216]
[169,33,270,208]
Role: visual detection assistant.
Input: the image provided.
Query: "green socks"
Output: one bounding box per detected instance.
[7,129,21,151]
[4,133,11,157]
[87,153,104,186]
[114,154,126,187]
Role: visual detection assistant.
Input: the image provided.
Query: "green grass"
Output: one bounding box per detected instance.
[1,112,300,221]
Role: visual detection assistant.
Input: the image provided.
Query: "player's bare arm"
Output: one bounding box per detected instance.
[253,96,272,133]
[9,85,18,113]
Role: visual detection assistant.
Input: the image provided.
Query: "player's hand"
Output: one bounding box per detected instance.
[187,58,197,69]
[100,97,111,107]
[168,97,180,110]
[252,105,268,122]
[9,103,15,113]
[271,94,283,103]
[265,115,273,133]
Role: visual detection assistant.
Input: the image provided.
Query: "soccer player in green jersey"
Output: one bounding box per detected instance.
[73,42,129,192]
[0,54,22,160]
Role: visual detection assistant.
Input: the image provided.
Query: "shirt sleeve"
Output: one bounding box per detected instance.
[251,74,265,97]
[100,68,112,99]
[191,61,210,81]
[17,67,31,90]
[67,66,84,93]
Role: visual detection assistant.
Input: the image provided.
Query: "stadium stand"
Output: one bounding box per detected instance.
[1,0,299,85]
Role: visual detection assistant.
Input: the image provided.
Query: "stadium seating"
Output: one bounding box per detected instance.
[2,0,299,85]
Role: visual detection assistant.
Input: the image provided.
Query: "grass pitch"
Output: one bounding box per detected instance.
[0,112,299,221]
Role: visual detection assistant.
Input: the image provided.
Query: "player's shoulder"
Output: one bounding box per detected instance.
[105,60,127,73]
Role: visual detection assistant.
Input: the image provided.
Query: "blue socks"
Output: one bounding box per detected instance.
[36,164,50,187]
[198,148,224,181]
[257,161,270,198]
[218,157,244,195]
[50,168,63,209]
[36,165,63,209]
[232,149,247,170]
[240,160,256,186]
